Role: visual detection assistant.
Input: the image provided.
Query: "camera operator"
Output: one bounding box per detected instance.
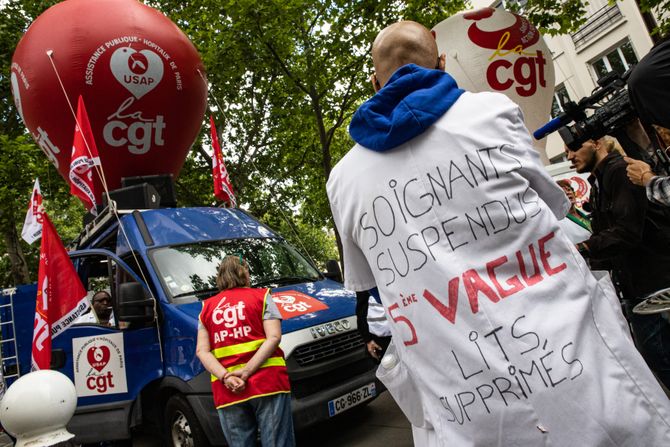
[624,37,670,205]
[625,126,670,205]
[567,135,670,388]
[627,37,670,131]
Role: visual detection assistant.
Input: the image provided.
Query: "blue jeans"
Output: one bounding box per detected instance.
[217,393,295,447]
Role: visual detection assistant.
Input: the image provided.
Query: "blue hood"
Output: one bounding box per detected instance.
[349,64,464,151]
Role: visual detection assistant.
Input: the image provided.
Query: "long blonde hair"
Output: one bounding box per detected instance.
[600,135,625,156]
[216,255,250,291]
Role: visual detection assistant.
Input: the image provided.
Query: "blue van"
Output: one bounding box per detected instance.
[0,204,379,446]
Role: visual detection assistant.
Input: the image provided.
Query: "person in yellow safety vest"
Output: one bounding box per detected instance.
[196,255,294,447]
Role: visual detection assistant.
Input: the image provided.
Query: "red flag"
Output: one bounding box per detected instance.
[210,115,237,207]
[21,178,44,244]
[32,214,90,370]
[69,95,101,215]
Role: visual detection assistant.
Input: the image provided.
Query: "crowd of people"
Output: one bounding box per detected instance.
[193,19,670,447]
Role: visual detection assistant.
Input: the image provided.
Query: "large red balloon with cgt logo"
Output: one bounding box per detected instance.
[11,0,208,201]
[433,8,555,162]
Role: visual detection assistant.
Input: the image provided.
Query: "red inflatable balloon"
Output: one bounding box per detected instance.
[11,0,207,201]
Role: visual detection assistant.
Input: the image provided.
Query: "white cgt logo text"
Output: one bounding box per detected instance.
[105,47,166,155]
[103,97,165,155]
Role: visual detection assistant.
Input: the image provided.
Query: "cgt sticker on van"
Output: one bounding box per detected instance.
[271,291,329,319]
[72,333,128,397]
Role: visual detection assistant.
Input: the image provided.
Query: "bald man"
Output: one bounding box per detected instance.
[327,21,670,446]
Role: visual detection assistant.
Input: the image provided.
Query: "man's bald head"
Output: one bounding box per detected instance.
[372,21,439,87]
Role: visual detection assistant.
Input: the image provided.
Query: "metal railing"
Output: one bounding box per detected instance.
[292,331,364,366]
[571,4,624,51]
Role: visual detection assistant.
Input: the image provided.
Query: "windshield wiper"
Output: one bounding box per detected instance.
[252,276,318,288]
[173,287,219,299]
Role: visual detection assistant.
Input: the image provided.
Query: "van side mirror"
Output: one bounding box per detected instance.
[118,282,155,324]
[324,260,343,283]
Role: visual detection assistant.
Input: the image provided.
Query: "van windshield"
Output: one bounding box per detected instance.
[150,238,321,303]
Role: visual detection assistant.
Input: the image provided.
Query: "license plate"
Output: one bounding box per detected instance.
[327,382,376,417]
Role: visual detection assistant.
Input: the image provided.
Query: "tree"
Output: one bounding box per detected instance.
[0,0,84,287]
[158,0,592,270]
[635,0,670,38]
[3,0,641,285]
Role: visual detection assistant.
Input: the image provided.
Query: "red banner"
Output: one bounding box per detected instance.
[69,95,101,215]
[210,115,236,207]
[271,290,329,319]
[32,214,90,370]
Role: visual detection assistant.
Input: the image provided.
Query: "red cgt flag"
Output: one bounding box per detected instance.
[32,214,90,370]
[69,95,101,215]
[210,115,237,207]
[271,290,329,319]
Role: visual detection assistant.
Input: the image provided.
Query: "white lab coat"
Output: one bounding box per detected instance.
[367,296,391,337]
[328,92,670,446]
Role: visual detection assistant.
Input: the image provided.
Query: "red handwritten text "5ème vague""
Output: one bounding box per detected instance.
[389,231,567,346]
[425,231,565,325]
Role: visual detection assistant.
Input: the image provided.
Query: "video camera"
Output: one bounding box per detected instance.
[534,68,670,173]
[533,70,635,150]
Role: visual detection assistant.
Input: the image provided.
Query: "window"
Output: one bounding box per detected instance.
[590,40,638,81]
[72,254,117,328]
[120,252,155,296]
[551,84,571,117]
[150,238,321,303]
[72,254,150,329]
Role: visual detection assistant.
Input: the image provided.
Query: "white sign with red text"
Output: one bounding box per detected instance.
[73,333,128,397]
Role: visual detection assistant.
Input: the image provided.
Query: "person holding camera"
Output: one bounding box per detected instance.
[626,157,670,206]
[624,36,670,205]
[627,37,670,132]
[566,136,670,389]
[624,126,670,206]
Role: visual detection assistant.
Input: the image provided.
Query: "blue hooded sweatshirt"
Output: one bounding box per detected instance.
[349,64,464,152]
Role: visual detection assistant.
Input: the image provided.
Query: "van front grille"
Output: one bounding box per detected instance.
[292,331,364,366]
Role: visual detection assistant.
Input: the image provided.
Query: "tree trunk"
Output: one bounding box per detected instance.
[3,218,31,286]
[635,0,661,44]
[331,219,345,278]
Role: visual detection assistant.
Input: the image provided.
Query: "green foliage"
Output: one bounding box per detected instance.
[0,1,83,286]
[259,210,339,271]
[507,0,588,35]
[635,0,670,37]
[7,0,658,284]
[158,0,477,267]
[0,133,84,287]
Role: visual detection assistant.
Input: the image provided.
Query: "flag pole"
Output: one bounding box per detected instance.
[45,50,112,203]
[44,51,164,363]
[196,69,318,266]
[196,68,236,208]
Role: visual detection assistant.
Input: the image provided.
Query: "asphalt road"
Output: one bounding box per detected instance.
[133,391,412,447]
[296,392,412,447]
